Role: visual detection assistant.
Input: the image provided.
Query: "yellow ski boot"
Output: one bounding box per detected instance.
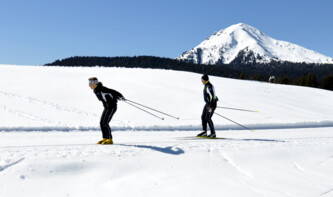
[101,139,113,145]
[97,138,107,144]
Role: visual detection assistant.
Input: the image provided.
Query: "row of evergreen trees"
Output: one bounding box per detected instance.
[45,56,333,91]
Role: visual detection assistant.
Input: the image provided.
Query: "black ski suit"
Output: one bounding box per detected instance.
[202,81,218,134]
[93,83,124,139]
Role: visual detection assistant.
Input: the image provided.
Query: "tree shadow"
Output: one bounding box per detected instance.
[118,144,184,155]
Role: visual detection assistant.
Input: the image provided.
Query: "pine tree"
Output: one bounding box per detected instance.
[277,75,289,84]
[321,75,333,91]
[253,74,261,81]
[305,72,318,87]
[298,75,306,86]
[239,72,245,79]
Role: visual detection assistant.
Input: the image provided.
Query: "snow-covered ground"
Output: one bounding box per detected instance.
[1,129,333,197]
[0,65,333,196]
[1,65,332,130]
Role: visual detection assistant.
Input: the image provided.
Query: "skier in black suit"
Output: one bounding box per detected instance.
[197,74,218,138]
[89,77,125,144]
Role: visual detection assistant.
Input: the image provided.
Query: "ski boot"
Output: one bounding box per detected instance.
[101,139,113,145]
[97,138,107,144]
[207,133,216,139]
[197,131,207,138]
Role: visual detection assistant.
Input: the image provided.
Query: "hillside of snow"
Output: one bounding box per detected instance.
[1,65,332,131]
[1,65,333,197]
[177,23,333,64]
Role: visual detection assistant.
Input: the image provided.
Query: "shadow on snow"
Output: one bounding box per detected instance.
[177,136,285,143]
[118,144,184,155]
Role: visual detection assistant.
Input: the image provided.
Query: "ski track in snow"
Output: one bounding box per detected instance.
[0,158,24,172]
[218,150,254,178]
[316,156,333,167]
[1,130,331,161]
[209,148,269,197]
[0,90,98,117]
[321,188,333,197]
[287,149,317,189]
[0,105,62,125]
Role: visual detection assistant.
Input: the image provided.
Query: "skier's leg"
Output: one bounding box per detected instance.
[104,106,117,139]
[201,105,208,132]
[100,108,110,139]
[207,104,217,137]
[198,105,209,137]
[207,109,216,134]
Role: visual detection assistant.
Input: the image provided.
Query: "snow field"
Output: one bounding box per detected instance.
[0,65,332,130]
[1,65,333,197]
[0,128,333,197]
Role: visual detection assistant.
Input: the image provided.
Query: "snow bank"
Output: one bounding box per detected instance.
[1,120,333,132]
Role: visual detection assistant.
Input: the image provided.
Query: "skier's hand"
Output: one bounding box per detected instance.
[120,97,126,101]
[207,107,212,112]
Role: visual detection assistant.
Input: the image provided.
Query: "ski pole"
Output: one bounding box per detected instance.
[125,99,180,120]
[214,112,255,132]
[217,106,258,113]
[124,101,164,120]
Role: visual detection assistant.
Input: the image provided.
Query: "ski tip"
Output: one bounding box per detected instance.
[251,129,255,132]
[256,110,259,112]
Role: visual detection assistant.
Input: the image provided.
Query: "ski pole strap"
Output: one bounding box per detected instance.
[125,99,179,120]
[124,101,164,120]
[214,112,255,132]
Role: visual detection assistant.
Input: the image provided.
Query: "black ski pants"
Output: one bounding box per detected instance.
[201,102,216,134]
[100,105,117,139]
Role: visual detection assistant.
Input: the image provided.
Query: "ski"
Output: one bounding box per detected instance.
[176,136,225,140]
[196,136,222,139]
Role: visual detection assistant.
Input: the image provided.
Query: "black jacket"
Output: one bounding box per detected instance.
[93,83,124,108]
[203,81,218,106]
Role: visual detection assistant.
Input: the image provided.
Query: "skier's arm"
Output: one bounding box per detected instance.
[208,85,216,106]
[104,87,125,101]
[112,89,125,100]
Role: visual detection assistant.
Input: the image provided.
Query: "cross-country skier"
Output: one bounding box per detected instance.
[89,77,125,145]
[197,74,218,138]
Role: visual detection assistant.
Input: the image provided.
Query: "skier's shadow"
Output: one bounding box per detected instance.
[118,144,184,155]
[224,138,285,142]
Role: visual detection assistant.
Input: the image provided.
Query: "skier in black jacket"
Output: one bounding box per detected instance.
[89,77,125,145]
[197,74,218,138]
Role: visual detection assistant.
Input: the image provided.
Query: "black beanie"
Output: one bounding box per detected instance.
[202,74,209,81]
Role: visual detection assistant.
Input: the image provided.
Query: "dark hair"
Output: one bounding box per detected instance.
[89,77,98,81]
[201,74,209,81]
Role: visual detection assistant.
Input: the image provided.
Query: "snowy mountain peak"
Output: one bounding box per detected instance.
[177,23,333,64]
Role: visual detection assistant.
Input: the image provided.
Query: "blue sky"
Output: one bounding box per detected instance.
[0,0,333,65]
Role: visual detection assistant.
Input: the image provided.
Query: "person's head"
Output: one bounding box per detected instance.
[201,74,209,84]
[89,77,99,89]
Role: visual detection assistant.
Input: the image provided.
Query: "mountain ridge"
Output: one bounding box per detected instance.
[177,23,333,64]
